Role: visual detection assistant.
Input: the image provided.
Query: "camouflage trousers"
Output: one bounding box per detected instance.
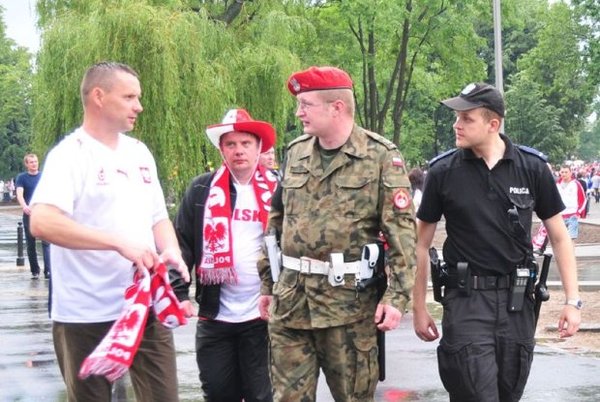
[269,318,379,402]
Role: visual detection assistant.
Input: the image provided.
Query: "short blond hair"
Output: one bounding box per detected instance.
[23,153,37,165]
[318,88,355,116]
[80,62,139,104]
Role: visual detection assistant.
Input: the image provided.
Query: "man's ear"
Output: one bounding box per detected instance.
[90,87,105,108]
[489,116,502,132]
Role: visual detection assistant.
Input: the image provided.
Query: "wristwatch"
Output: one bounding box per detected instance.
[565,299,583,310]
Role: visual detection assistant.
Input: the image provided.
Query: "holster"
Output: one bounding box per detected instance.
[429,247,444,302]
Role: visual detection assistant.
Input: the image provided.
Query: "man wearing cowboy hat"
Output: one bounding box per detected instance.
[171,108,277,402]
[257,66,416,401]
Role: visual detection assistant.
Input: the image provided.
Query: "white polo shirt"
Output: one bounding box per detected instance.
[31,128,168,323]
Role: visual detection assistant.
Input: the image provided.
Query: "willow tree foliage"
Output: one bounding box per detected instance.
[0,7,32,179]
[33,0,300,201]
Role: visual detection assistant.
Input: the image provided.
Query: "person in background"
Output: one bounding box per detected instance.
[413,83,580,401]
[576,171,590,218]
[16,153,51,279]
[408,167,425,211]
[592,171,600,204]
[558,165,587,239]
[258,66,416,401]
[171,108,277,402]
[29,61,190,402]
[258,146,280,181]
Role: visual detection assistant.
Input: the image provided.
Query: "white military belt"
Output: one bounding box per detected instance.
[282,255,360,276]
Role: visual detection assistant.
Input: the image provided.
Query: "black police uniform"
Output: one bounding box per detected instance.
[417,134,565,402]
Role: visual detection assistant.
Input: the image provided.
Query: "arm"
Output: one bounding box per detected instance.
[16,187,30,215]
[413,220,440,341]
[257,186,284,320]
[31,203,160,271]
[543,213,581,338]
[377,150,416,331]
[152,218,190,283]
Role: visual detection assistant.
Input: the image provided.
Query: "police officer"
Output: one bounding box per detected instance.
[413,83,581,401]
[257,66,416,401]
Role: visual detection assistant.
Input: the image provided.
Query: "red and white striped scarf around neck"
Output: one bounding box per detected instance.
[78,263,187,383]
[198,164,278,285]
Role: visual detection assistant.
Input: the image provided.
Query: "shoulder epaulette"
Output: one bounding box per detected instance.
[287,134,312,149]
[517,145,548,162]
[364,130,397,150]
[429,148,458,167]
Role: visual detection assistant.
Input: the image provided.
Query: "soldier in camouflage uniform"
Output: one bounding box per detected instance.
[257,66,416,401]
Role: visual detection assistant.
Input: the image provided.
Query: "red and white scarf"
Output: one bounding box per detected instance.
[79,263,187,382]
[198,164,277,285]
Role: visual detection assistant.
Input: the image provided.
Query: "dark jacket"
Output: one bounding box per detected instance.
[171,171,237,319]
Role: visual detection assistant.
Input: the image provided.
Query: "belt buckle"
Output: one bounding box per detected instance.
[485,276,497,289]
[300,257,312,274]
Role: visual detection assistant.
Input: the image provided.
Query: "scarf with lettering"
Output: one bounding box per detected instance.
[78,263,187,382]
[198,164,277,285]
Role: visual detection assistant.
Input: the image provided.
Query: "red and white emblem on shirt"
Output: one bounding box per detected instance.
[139,167,151,183]
[393,188,411,210]
[392,157,404,168]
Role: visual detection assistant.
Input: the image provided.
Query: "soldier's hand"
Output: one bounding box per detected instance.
[558,305,581,338]
[375,303,402,331]
[258,295,273,321]
[413,308,439,342]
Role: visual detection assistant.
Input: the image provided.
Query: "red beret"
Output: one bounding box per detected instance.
[287,66,353,96]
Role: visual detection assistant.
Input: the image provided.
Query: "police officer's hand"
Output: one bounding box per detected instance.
[375,303,402,331]
[258,295,273,321]
[558,305,581,338]
[413,308,439,342]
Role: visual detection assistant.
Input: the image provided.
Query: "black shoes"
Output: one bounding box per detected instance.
[31,274,39,280]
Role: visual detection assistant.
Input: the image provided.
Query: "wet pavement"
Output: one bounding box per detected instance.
[1,207,600,401]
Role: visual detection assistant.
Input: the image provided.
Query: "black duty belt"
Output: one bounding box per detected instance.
[445,274,511,290]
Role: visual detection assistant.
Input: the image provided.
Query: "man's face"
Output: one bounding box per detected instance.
[259,148,276,169]
[452,108,496,149]
[560,168,572,182]
[295,91,334,137]
[25,156,38,173]
[220,131,260,178]
[99,71,143,133]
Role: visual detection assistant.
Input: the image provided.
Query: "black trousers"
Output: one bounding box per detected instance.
[196,318,272,402]
[438,288,535,402]
[22,213,50,276]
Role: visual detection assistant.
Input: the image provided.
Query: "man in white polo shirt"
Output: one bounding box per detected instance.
[30,61,189,402]
[171,108,277,402]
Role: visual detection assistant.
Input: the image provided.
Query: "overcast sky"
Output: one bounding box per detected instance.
[0,0,39,53]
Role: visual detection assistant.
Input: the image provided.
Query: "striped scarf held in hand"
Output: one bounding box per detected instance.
[78,263,187,382]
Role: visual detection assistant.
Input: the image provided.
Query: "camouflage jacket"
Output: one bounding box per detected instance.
[258,125,416,329]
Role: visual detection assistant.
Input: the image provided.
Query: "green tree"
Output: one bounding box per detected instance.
[505,74,567,163]
[516,2,596,153]
[33,0,300,202]
[0,7,33,180]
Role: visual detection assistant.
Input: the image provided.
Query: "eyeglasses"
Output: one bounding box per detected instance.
[296,100,335,111]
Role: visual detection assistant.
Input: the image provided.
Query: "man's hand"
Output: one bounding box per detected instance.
[22,205,31,215]
[374,303,403,331]
[413,308,439,342]
[558,305,581,338]
[159,247,190,283]
[179,300,196,318]
[258,295,273,321]
[116,240,160,273]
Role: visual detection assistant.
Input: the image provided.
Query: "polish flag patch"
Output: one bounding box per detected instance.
[392,157,404,167]
[393,189,411,210]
